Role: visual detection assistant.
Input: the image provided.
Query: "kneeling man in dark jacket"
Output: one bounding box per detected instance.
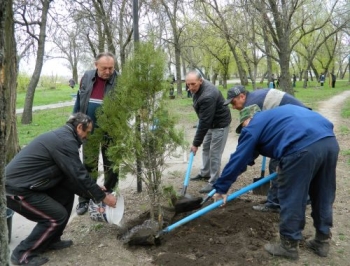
[6,113,117,266]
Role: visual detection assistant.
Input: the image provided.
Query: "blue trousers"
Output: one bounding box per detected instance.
[6,180,74,263]
[277,137,338,240]
[266,159,279,208]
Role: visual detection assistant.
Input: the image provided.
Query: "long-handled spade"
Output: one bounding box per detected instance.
[253,156,270,195]
[180,151,195,196]
[156,172,277,240]
[174,152,203,213]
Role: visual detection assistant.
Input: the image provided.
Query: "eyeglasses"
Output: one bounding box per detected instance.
[187,82,198,86]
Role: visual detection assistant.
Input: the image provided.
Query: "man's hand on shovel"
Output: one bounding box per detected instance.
[212,193,228,207]
[190,145,198,155]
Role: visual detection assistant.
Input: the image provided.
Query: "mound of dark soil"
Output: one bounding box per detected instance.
[128,198,281,266]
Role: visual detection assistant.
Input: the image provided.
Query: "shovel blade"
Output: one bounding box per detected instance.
[252,177,270,195]
[174,196,202,214]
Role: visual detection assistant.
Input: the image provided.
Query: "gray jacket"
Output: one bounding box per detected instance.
[73,69,118,115]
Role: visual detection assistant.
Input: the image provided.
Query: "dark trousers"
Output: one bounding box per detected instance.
[79,139,118,203]
[277,137,338,240]
[266,158,311,208]
[6,180,74,263]
[266,158,279,208]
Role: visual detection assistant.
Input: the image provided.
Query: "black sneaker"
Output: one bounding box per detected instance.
[47,240,73,250]
[11,254,49,265]
[76,202,89,215]
[190,174,210,181]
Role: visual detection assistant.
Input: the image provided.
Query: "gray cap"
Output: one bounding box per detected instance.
[223,85,246,105]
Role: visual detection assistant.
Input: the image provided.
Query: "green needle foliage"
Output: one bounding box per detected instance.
[96,42,185,224]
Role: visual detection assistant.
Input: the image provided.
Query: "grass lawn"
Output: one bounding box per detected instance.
[16,85,76,109]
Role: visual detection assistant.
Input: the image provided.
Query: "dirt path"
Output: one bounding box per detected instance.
[318,90,350,128]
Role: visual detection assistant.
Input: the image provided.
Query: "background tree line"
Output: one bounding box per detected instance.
[14,0,350,125]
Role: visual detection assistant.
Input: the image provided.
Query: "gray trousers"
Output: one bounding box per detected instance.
[200,125,230,184]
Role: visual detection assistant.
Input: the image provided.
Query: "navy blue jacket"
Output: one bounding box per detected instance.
[244,88,308,110]
[213,105,334,194]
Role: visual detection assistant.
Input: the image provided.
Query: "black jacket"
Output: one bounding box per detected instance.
[192,80,231,147]
[5,124,106,202]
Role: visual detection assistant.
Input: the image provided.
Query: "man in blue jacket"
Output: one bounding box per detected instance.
[6,113,117,266]
[223,85,309,213]
[186,70,231,193]
[73,52,119,215]
[213,104,338,260]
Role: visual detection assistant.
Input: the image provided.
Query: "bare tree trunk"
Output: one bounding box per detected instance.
[73,61,78,85]
[278,41,293,95]
[4,1,19,160]
[302,69,309,88]
[21,0,51,124]
[174,45,182,95]
[259,71,268,85]
[1,0,18,264]
[157,1,184,96]
[119,0,133,70]
[181,55,187,80]
[212,72,218,85]
[263,29,273,87]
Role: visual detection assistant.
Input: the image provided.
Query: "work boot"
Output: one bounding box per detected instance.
[306,231,331,257]
[265,235,299,260]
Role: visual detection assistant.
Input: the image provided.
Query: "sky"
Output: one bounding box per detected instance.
[19,58,73,78]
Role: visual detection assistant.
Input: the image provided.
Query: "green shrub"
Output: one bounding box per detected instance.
[17,73,31,92]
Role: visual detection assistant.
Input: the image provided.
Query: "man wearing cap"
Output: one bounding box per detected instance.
[223,85,309,213]
[186,70,231,193]
[212,104,338,260]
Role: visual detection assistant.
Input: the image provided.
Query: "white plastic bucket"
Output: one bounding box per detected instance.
[88,194,124,226]
[105,195,124,225]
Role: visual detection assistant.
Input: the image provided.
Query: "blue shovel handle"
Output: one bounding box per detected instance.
[161,172,277,235]
[200,189,217,205]
[181,151,194,196]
